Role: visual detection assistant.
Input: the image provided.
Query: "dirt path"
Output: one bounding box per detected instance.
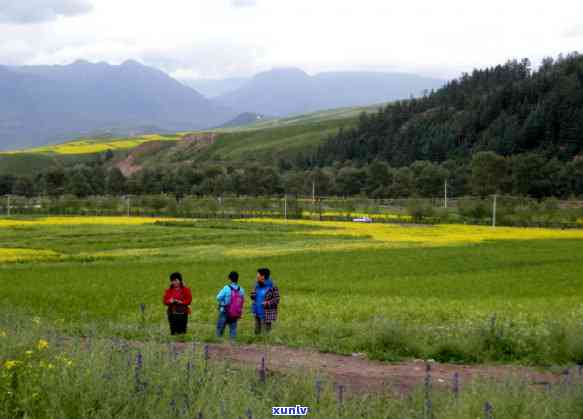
[164,341,563,394]
[71,336,566,394]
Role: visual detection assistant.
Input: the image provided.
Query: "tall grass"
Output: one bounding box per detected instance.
[3,320,583,418]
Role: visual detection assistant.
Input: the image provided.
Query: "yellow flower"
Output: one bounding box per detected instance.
[58,356,73,367]
[0,330,6,337]
[32,317,41,325]
[47,363,54,369]
[0,134,180,156]
[0,216,178,229]
[25,350,33,357]
[37,339,49,350]
[239,219,583,247]
[3,360,21,369]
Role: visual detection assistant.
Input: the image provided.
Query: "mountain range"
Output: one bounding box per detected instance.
[0,60,444,150]
[0,60,232,150]
[210,68,444,116]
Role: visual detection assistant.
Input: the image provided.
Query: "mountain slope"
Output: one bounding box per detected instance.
[181,77,249,98]
[215,68,324,116]
[214,68,444,116]
[0,60,235,150]
[316,55,583,167]
[217,112,270,128]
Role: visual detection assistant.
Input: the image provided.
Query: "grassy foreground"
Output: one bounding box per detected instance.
[3,324,583,418]
[0,217,583,366]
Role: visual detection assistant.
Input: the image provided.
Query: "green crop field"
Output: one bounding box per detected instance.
[195,119,356,162]
[1,216,583,364]
[2,216,583,418]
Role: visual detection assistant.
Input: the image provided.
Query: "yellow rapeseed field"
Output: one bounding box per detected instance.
[0,248,60,262]
[0,134,184,155]
[0,216,175,228]
[240,219,583,247]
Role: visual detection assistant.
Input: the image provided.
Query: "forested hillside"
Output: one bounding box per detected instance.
[308,52,583,198]
[317,53,583,164]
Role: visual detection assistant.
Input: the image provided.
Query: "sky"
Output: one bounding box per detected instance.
[1,0,583,81]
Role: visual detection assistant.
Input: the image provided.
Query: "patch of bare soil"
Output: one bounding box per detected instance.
[72,336,563,395]
[113,132,218,176]
[166,342,561,394]
[115,141,171,176]
[175,132,217,153]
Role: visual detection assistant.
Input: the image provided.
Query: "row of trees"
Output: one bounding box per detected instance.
[1,151,583,199]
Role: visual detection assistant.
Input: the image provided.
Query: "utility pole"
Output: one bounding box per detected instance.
[444,181,448,209]
[284,195,288,220]
[6,195,10,216]
[312,180,316,218]
[126,195,131,217]
[492,194,497,228]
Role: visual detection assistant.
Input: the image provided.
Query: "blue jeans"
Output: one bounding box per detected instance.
[216,312,238,339]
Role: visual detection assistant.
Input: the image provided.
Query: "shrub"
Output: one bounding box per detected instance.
[406,198,434,223]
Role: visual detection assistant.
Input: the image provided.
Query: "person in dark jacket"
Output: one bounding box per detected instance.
[251,268,280,335]
[163,272,192,335]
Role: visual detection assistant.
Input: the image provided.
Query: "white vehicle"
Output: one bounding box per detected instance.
[352,217,372,223]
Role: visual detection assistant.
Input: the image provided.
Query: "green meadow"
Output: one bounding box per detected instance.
[1,217,583,365]
[3,217,583,418]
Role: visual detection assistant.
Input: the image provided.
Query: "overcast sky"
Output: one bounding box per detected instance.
[1,0,583,81]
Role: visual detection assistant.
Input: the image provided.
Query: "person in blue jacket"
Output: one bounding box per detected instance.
[216,271,245,340]
[251,268,280,335]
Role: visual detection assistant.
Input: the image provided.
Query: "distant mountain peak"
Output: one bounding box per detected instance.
[215,68,445,117]
[0,59,235,150]
[253,67,310,81]
[71,59,91,66]
[121,59,143,67]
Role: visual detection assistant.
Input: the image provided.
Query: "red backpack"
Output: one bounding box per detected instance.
[226,285,244,320]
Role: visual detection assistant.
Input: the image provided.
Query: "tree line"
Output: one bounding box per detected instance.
[1,149,582,199]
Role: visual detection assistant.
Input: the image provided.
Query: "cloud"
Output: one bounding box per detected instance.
[0,0,93,24]
[2,0,583,81]
[230,0,256,8]
[564,24,583,38]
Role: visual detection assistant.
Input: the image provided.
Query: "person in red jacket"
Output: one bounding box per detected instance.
[163,272,192,335]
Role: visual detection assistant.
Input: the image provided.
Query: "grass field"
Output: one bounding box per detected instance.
[214,103,383,133]
[2,216,583,417]
[193,119,356,162]
[1,217,583,365]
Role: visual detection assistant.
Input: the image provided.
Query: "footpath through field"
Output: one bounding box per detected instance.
[121,339,561,394]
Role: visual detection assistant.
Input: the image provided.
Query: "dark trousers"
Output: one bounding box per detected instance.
[254,316,272,335]
[168,312,188,335]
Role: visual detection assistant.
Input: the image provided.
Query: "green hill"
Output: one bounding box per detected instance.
[317,54,583,166]
[0,103,380,175]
